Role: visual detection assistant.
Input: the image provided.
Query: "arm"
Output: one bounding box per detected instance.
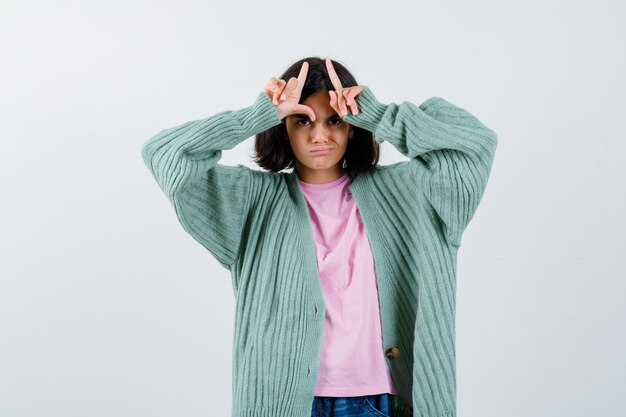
[342,86,498,247]
[141,91,281,268]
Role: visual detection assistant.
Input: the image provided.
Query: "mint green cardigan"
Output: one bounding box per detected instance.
[141,86,497,417]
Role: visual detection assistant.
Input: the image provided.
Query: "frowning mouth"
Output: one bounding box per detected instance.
[311,147,333,153]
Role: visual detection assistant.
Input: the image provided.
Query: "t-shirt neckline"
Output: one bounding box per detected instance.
[298,172,349,190]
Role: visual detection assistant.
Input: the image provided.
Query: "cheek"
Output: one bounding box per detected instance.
[288,137,309,155]
[337,128,351,144]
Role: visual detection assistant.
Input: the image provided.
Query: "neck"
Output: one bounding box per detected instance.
[296,163,346,184]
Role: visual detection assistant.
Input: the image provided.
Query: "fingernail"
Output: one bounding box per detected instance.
[280,93,286,100]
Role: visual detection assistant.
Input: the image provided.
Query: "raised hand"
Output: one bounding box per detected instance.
[325,58,365,117]
[263,61,317,122]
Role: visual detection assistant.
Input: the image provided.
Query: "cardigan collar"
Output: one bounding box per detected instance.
[285,167,359,188]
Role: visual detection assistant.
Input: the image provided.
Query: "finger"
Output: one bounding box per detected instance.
[273,79,287,104]
[263,77,278,99]
[273,79,286,104]
[344,89,359,115]
[350,86,365,114]
[347,99,358,115]
[328,90,339,114]
[283,77,298,100]
[328,90,341,116]
[336,89,348,116]
[325,58,343,91]
[328,90,343,116]
[294,104,316,122]
[265,77,278,92]
[295,61,309,95]
[345,86,364,106]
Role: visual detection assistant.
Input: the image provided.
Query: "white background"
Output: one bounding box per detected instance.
[1,1,624,416]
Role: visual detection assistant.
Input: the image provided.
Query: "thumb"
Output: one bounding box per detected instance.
[294,104,316,121]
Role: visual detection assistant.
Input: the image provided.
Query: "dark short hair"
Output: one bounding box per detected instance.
[252,56,380,173]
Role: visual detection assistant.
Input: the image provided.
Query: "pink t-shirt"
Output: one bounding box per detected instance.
[298,171,398,397]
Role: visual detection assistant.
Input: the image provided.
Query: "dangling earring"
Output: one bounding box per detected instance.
[342,159,347,169]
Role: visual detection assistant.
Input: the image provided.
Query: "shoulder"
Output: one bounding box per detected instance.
[358,161,412,180]
[353,162,416,199]
[246,167,291,201]
[245,166,284,188]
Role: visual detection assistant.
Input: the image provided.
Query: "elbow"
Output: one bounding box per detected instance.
[489,129,498,156]
[140,138,158,178]
[140,133,172,194]
[140,129,170,176]
[140,140,151,166]
[481,126,498,158]
[487,128,498,152]
[140,133,191,201]
[489,127,498,146]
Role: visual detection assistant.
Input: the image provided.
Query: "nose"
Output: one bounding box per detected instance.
[311,121,331,143]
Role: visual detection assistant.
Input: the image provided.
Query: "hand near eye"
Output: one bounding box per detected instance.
[325,58,365,117]
[263,61,317,122]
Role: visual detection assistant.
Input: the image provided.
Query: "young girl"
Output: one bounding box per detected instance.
[141,57,498,417]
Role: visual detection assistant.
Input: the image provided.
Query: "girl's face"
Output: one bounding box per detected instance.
[284,90,353,183]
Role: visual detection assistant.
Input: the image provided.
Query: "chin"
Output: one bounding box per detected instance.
[310,160,342,170]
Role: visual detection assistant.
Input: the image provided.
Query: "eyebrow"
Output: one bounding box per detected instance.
[289,113,340,120]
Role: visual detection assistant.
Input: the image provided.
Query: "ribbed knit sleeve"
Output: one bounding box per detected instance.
[342,86,498,247]
[141,91,282,268]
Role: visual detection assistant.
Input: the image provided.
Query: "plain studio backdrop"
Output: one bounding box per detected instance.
[1,1,624,416]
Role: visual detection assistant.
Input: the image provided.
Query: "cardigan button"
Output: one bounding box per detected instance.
[385,346,401,360]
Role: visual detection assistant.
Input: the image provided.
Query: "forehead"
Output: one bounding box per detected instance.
[301,91,337,116]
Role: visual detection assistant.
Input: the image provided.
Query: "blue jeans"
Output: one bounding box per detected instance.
[311,393,398,417]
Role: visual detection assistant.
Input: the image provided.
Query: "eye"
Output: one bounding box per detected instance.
[296,119,310,126]
[295,117,342,127]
